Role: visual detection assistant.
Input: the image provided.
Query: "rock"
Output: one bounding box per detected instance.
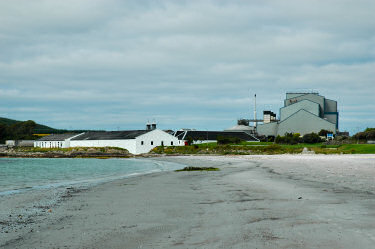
[301,147,315,154]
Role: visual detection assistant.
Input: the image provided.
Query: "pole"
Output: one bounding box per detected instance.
[206,128,208,150]
[254,94,257,127]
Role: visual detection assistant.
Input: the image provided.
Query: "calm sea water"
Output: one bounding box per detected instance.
[0,158,183,195]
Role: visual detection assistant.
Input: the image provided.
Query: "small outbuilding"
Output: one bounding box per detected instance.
[34,133,82,148]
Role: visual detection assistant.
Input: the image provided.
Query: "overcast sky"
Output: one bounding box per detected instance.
[1,0,374,134]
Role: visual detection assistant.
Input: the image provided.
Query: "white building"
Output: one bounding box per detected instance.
[35,129,182,154]
[34,133,83,148]
[69,129,182,154]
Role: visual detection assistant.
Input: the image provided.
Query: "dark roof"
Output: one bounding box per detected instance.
[71,130,150,140]
[174,131,259,142]
[37,133,79,141]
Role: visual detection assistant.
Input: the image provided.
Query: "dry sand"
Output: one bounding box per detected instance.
[1,154,375,248]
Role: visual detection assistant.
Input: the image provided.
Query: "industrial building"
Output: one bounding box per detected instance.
[35,124,182,154]
[257,92,338,137]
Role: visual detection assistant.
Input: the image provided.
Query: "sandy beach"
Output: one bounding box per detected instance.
[1,154,375,248]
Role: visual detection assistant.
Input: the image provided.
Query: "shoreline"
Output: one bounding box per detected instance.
[1,155,375,248]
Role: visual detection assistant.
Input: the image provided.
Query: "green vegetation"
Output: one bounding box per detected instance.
[0,116,104,143]
[353,128,375,141]
[311,144,375,154]
[0,117,67,143]
[240,141,273,146]
[152,143,303,155]
[217,135,243,145]
[175,166,220,171]
[0,117,62,134]
[275,132,322,145]
[0,120,38,143]
[152,141,375,155]
[275,133,302,144]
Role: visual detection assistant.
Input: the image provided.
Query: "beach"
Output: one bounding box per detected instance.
[1,154,375,248]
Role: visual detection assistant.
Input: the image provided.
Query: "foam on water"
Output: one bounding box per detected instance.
[0,158,183,196]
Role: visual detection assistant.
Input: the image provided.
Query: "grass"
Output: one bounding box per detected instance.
[175,166,220,172]
[239,141,273,146]
[340,144,375,153]
[152,143,303,155]
[311,144,375,154]
[153,142,375,155]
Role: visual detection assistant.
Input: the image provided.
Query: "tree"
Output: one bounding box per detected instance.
[0,124,7,143]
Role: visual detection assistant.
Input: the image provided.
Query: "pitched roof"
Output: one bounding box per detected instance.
[37,133,79,141]
[71,130,150,140]
[174,130,259,142]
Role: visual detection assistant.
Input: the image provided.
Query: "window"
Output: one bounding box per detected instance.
[151,141,153,145]
[161,141,164,146]
[171,141,173,145]
[141,141,144,145]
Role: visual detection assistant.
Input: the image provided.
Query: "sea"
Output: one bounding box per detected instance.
[0,158,184,196]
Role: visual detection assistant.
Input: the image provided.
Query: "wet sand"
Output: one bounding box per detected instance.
[1,154,375,248]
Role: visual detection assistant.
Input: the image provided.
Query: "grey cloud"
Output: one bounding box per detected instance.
[0,0,374,134]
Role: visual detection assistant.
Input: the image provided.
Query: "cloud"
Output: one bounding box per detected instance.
[0,0,374,134]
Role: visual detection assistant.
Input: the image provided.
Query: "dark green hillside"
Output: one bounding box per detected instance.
[0,117,20,125]
[0,117,67,143]
[0,117,102,143]
[0,117,63,134]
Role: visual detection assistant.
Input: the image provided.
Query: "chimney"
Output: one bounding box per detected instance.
[146,122,151,130]
[151,122,157,130]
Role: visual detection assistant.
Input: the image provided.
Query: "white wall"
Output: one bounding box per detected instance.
[36,130,183,155]
[192,140,216,144]
[34,141,64,148]
[135,129,182,154]
[70,139,137,154]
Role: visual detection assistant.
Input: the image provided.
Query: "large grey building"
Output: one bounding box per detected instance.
[257,92,338,137]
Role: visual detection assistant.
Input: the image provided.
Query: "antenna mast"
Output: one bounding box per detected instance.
[254,94,257,127]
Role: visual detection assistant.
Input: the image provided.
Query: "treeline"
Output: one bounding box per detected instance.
[275,132,322,144]
[0,120,38,143]
[353,128,375,140]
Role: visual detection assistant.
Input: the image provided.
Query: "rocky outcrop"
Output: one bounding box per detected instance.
[0,147,132,158]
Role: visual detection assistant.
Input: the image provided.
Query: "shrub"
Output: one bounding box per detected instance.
[302,132,322,143]
[217,135,243,145]
[319,129,333,137]
[275,133,301,144]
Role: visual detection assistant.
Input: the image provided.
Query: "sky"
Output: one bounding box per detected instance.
[0,0,374,135]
